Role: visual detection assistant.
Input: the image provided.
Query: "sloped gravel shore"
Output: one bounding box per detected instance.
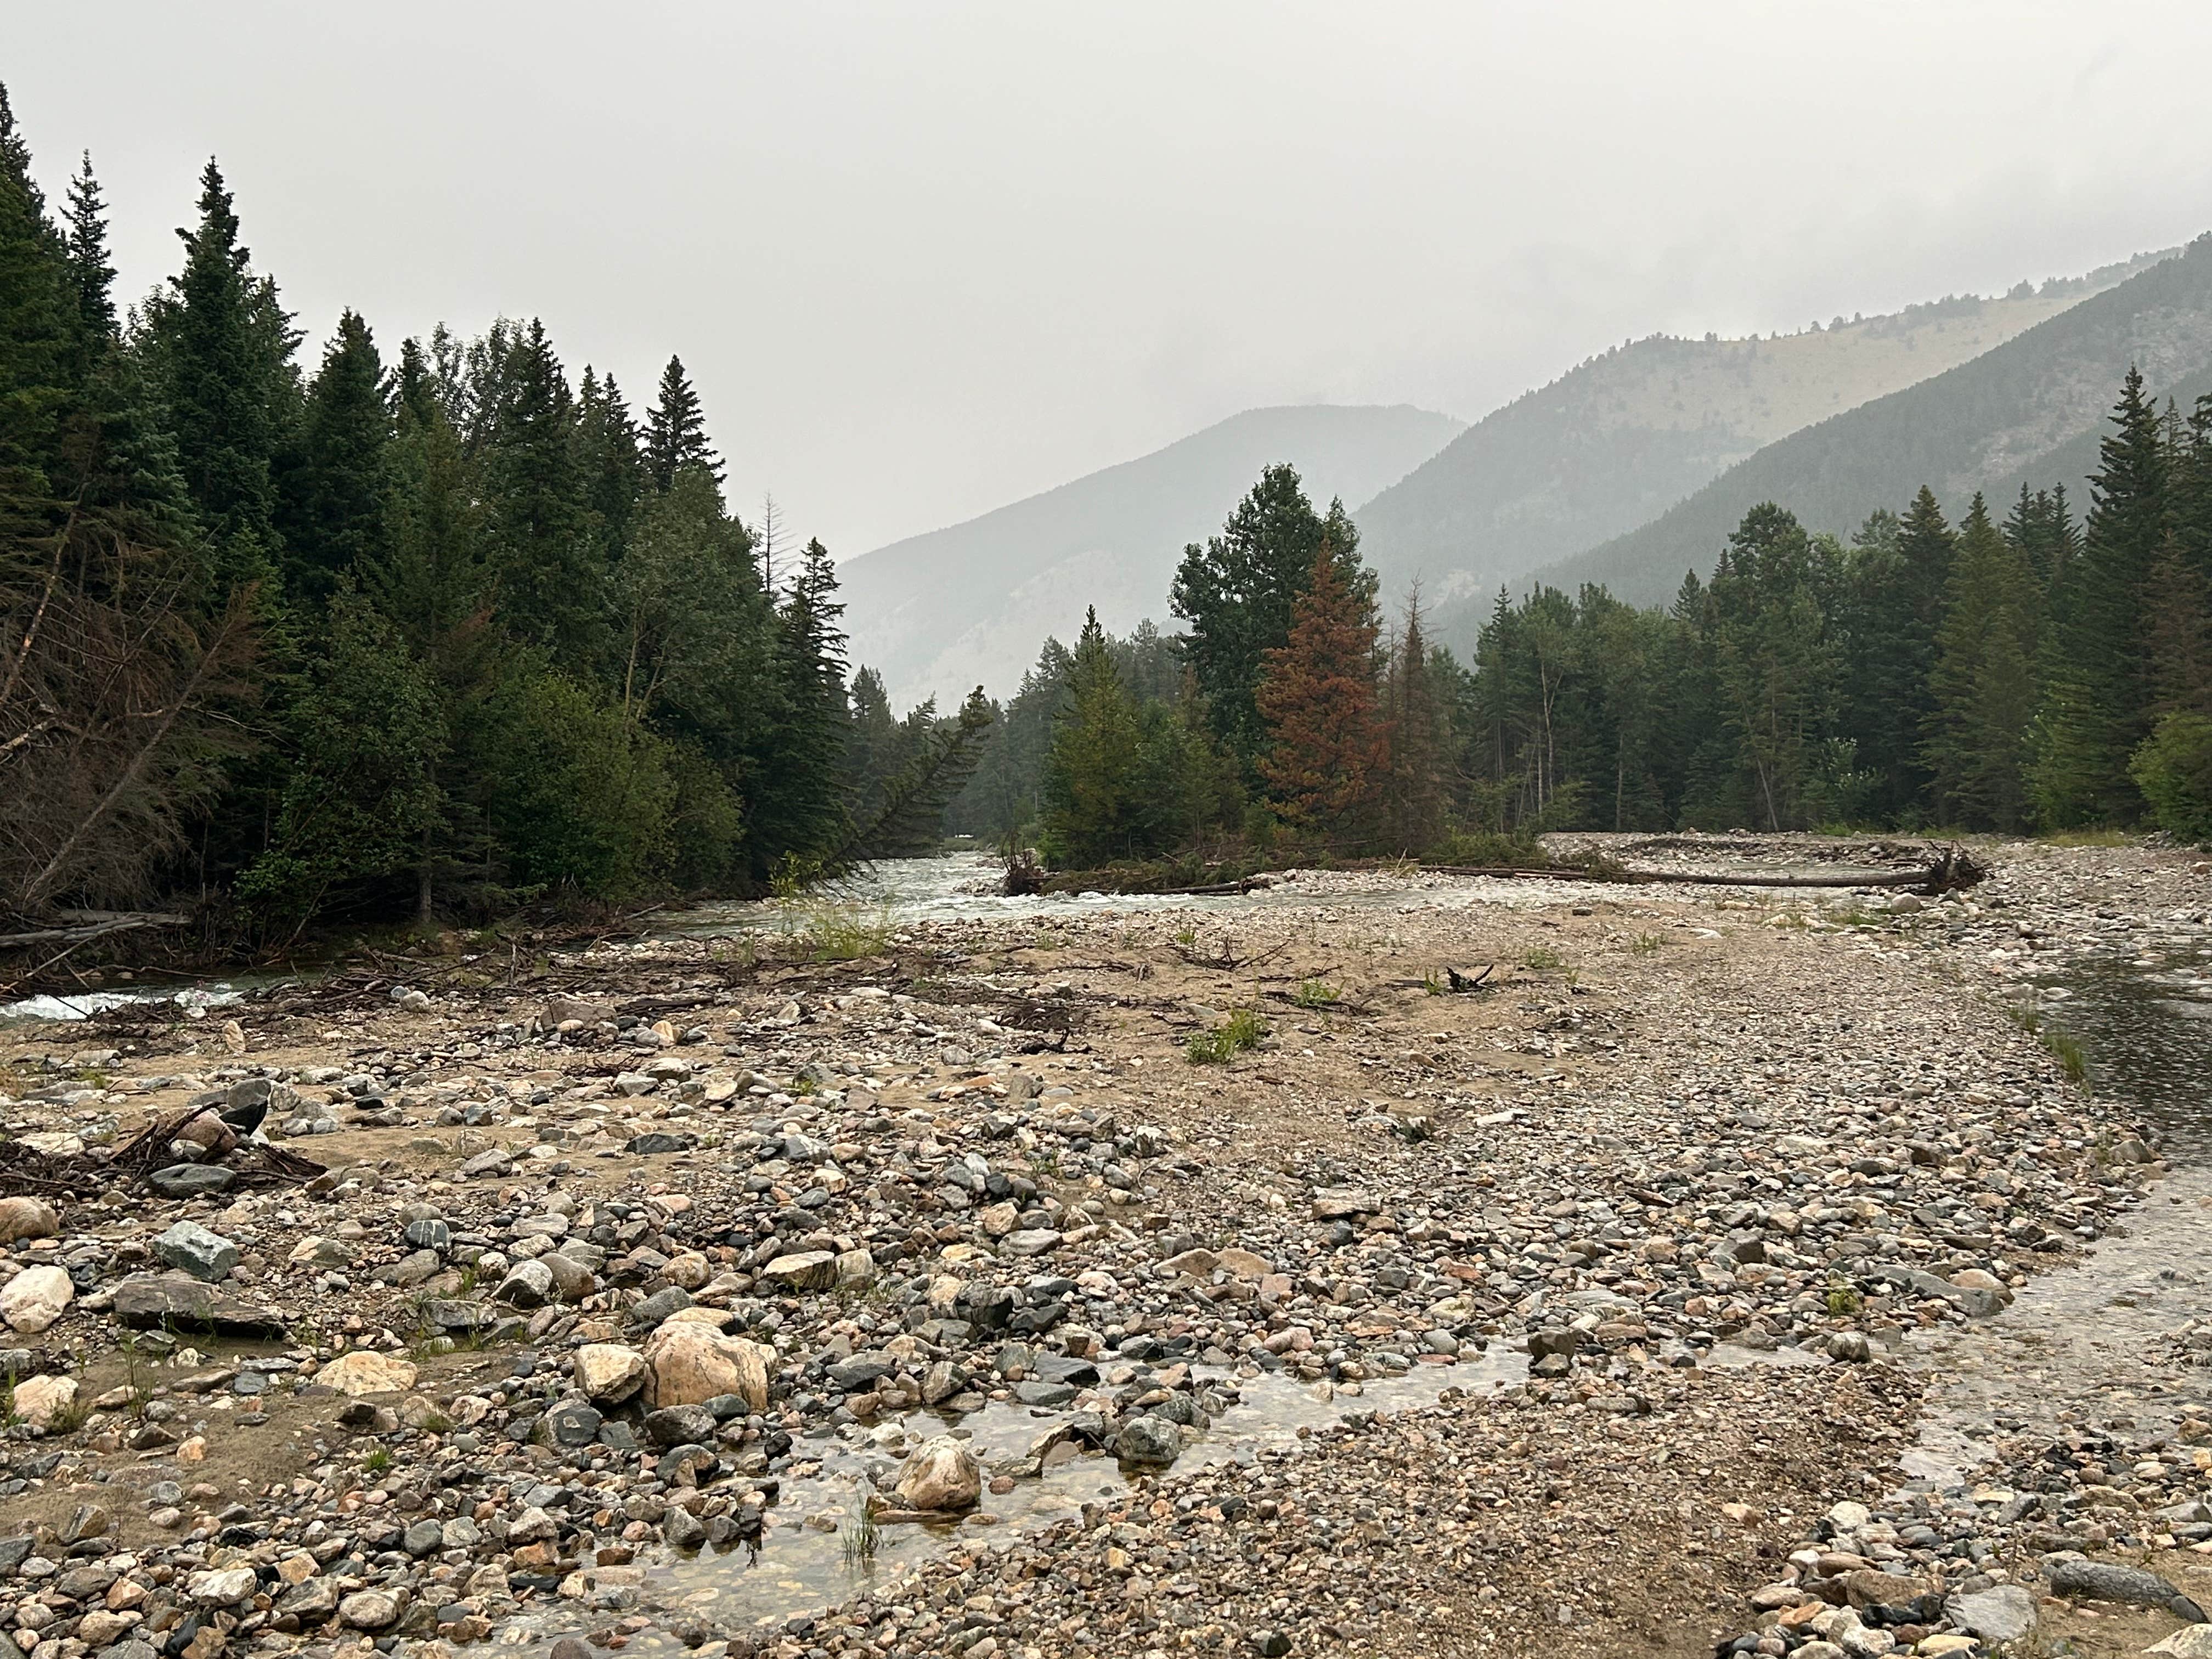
[0,837,2205,1659]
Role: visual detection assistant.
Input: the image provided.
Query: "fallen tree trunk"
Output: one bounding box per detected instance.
[0,910,191,949]
[1424,845,1983,894]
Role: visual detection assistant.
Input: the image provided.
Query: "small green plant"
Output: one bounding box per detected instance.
[1173,924,1199,947]
[1187,1008,1268,1064]
[1521,946,1564,972]
[2010,1006,2089,1082]
[1629,932,1664,955]
[1825,1273,1863,1317]
[2042,1028,2089,1085]
[802,901,894,962]
[842,1505,880,1571]
[1421,970,1445,996]
[1292,979,1340,1009]
[364,1446,393,1474]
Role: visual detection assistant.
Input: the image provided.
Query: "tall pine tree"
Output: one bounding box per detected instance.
[1923,494,2036,828]
[2033,366,2169,823]
[643,354,719,491]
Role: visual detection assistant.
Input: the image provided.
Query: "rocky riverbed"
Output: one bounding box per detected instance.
[0,837,2208,1659]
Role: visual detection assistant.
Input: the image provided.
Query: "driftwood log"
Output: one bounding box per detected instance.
[1424,844,1984,895]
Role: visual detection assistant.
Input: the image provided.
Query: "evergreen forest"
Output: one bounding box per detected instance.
[956,370,2212,863]
[7,84,2210,959]
[0,87,991,944]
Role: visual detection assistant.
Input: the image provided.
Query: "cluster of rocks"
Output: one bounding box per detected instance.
[0,836,2205,1659]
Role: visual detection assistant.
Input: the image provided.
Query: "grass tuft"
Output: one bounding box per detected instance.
[1187,1008,1267,1064]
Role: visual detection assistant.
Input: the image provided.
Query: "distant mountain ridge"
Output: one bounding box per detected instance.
[1493,233,2212,621]
[1351,250,2170,614]
[840,404,1463,709]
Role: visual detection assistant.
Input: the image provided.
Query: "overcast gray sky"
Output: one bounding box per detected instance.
[12,2,2212,555]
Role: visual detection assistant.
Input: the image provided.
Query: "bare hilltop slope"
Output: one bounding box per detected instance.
[1352,250,2171,616]
[1512,233,2212,616]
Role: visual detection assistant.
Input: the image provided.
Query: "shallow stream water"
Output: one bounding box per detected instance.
[1902,946,2212,1483]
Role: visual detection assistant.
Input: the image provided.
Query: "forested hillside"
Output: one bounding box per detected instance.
[1509,235,2212,619]
[958,369,2212,863]
[837,404,1460,711]
[1351,257,2162,616]
[0,87,986,943]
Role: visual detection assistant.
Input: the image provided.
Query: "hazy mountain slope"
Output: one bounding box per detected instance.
[1354,253,2166,612]
[1478,234,2212,624]
[842,404,1462,709]
[1981,360,2212,511]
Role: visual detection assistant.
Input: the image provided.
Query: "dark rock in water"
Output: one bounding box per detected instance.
[548,1639,595,1659]
[145,1165,236,1198]
[1114,1413,1183,1466]
[2046,1558,2181,1609]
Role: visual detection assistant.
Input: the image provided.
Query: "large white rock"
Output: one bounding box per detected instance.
[893,1434,982,1511]
[317,1351,419,1397]
[11,1374,77,1432]
[187,1567,261,1607]
[0,1197,59,1243]
[642,1321,769,1411]
[0,1264,74,1333]
[573,1343,649,1403]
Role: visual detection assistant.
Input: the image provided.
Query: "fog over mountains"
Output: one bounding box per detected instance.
[845,241,2205,704]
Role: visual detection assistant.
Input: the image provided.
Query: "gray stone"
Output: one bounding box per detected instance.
[402,1519,444,1556]
[644,1404,716,1448]
[2046,1558,2180,1608]
[626,1132,696,1155]
[153,1221,240,1282]
[110,1273,286,1338]
[145,1165,235,1198]
[456,1148,514,1179]
[403,1218,450,1252]
[338,1587,405,1630]
[1945,1584,2037,1646]
[1115,1413,1183,1466]
[493,1259,555,1308]
[543,1401,603,1447]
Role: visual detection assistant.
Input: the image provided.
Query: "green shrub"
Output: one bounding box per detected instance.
[2131,712,2212,844]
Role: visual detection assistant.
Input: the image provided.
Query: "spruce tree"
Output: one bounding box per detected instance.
[2032,366,2169,823]
[1040,608,1144,867]
[643,354,719,491]
[1255,541,1388,834]
[62,152,116,348]
[741,536,850,877]
[285,309,394,606]
[0,80,76,507]
[1171,465,1362,770]
[1923,494,2036,828]
[478,318,599,658]
[1381,592,1449,852]
[576,367,645,563]
[162,160,282,547]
